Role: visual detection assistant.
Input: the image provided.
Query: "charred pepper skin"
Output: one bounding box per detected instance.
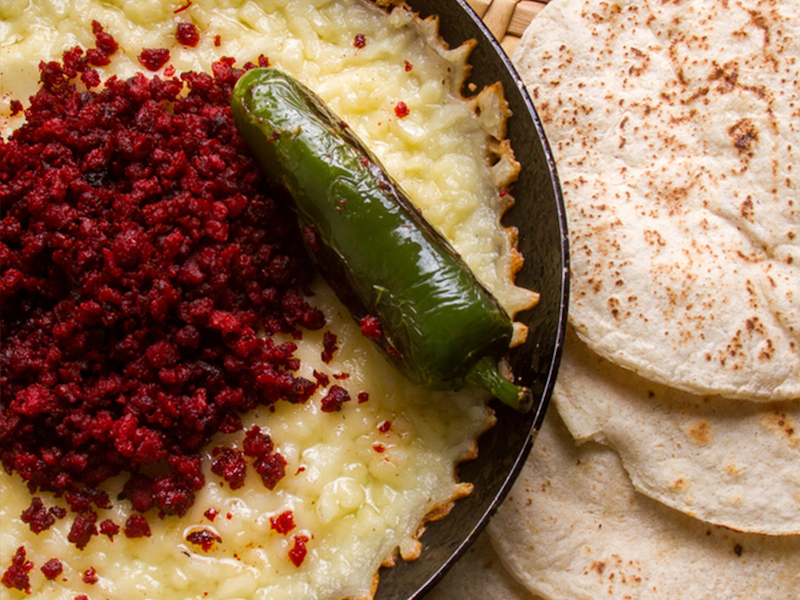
[231,68,532,412]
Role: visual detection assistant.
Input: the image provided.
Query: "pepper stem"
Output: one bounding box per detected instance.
[466,357,533,413]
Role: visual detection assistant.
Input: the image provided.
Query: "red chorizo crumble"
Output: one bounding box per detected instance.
[313,369,330,388]
[1,25,324,552]
[124,515,152,539]
[21,497,60,533]
[66,488,111,513]
[176,23,200,48]
[99,518,120,539]
[204,507,218,521]
[353,33,366,49]
[68,513,98,550]
[394,101,409,118]
[1,546,33,593]
[88,20,119,64]
[209,424,288,489]
[243,425,273,457]
[138,47,171,71]
[253,452,287,489]
[269,510,295,534]
[210,447,248,489]
[82,566,98,584]
[186,528,222,551]
[288,534,309,567]
[359,315,382,339]
[321,331,338,363]
[404,60,413,72]
[357,391,369,403]
[40,558,63,581]
[320,385,350,413]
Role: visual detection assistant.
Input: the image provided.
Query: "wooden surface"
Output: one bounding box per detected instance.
[467,0,548,55]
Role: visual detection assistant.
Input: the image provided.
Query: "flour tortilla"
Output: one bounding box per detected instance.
[512,0,800,400]
[426,531,540,600]
[553,327,800,535]
[489,407,800,600]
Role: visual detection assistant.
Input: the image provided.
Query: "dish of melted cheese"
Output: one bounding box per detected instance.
[0,1,536,599]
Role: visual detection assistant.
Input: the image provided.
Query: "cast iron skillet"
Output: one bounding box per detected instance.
[371,1,570,598]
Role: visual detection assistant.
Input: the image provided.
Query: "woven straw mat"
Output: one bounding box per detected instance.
[469,0,548,56]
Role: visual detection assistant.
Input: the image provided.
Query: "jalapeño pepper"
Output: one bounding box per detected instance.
[231,68,532,412]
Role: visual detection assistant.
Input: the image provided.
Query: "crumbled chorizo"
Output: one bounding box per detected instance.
[186,528,222,551]
[176,22,200,47]
[1,547,33,593]
[40,558,63,581]
[270,510,296,534]
[0,25,325,551]
[320,385,350,413]
[288,534,310,567]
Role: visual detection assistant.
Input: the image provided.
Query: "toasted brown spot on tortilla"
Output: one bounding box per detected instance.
[758,339,775,360]
[728,118,759,157]
[686,421,713,445]
[740,196,755,220]
[760,410,799,446]
[670,478,690,491]
[725,462,743,476]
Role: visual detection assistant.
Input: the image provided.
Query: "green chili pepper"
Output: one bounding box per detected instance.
[231,68,532,412]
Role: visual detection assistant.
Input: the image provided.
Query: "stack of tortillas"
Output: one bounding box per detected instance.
[429,0,800,597]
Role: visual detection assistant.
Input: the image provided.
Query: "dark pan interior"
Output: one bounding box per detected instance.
[372,1,570,598]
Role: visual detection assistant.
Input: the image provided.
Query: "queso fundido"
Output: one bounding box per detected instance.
[0,1,536,599]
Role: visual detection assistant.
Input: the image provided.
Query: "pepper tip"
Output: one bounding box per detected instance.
[516,386,534,414]
[466,357,533,413]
